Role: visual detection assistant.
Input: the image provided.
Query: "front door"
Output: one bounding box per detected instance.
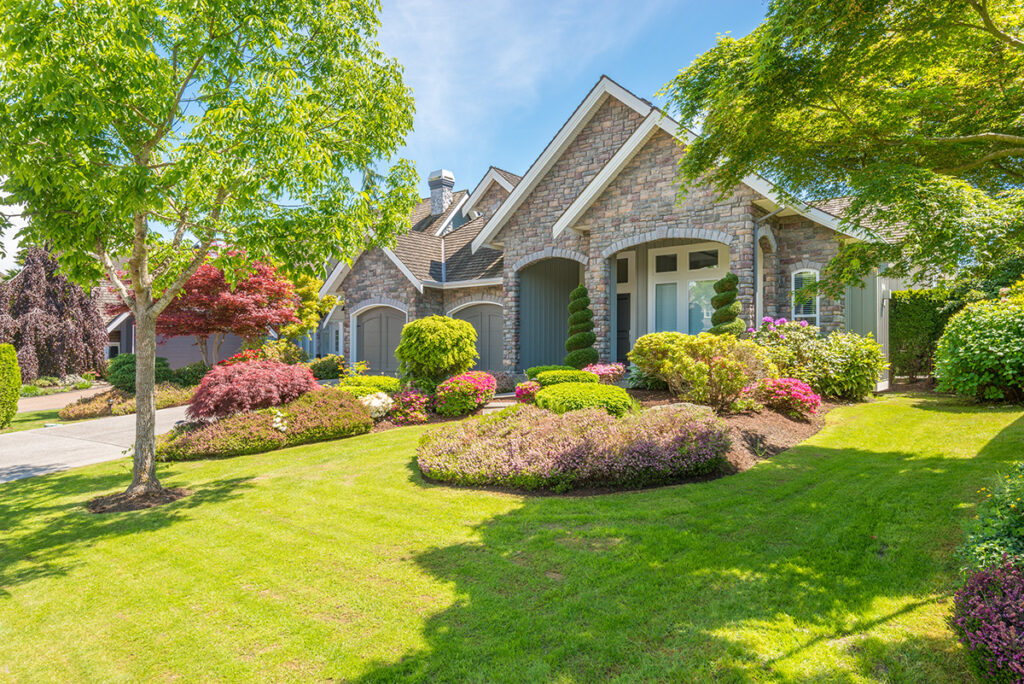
[616,293,630,364]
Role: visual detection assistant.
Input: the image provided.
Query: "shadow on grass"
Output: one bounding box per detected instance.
[0,469,252,594]
[355,401,1024,681]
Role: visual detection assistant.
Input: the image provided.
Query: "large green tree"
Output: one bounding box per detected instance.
[0,0,417,497]
[662,0,1024,295]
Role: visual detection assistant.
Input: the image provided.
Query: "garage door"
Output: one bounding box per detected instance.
[356,307,405,375]
[453,304,503,372]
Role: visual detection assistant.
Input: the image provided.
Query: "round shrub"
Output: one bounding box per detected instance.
[805,331,886,401]
[395,316,478,393]
[417,403,731,492]
[308,354,345,380]
[158,387,372,460]
[535,369,599,387]
[748,317,820,376]
[583,362,626,384]
[660,333,777,412]
[525,364,574,379]
[535,382,637,417]
[339,374,401,394]
[359,391,394,420]
[187,360,319,420]
[492,371,517,394]
[106,353,174,393]
[515,380,541,404]
[0,343,20,429]
[390,390,431,425]
[564,285,598,369]
[935,296,1024,402]
[172,361,210,387]
[627,332,687,380]
[434,371,497,416]
[709,272,745,336]
[949,558,1024,682]
[748,377,821,420]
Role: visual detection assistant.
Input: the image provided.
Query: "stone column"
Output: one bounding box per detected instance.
[502,268,520,370]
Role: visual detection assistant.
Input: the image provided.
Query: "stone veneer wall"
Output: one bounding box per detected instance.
[771,216,845,333]
[472,184,510,222]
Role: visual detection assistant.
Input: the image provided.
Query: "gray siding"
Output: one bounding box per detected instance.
[518,259,581,370]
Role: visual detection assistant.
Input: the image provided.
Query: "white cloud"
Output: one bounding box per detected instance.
[378,0,668,176]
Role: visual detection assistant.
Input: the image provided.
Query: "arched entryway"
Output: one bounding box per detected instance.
[517,257,583,371]
[450,302,504,372]
[354,306,405,375]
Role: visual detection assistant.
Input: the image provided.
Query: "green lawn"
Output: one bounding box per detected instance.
[1,409,63,434]
[1,394,1021,681]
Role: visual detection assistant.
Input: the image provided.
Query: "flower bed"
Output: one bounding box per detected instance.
[187,360,319,420]
[417,403,731,492]
[583,362,626,384]
[157,387,373,460]
[58,383,193,420]
[949,558,1024,682]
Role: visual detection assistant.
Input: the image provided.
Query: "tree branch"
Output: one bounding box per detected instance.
[966,0,1024,51]
[938,147,1024,174]
[94,244,134,312]
[925,132,1024,146]
[151,234,215,316]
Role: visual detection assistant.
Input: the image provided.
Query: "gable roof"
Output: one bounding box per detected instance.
[461,166,519,217]
[472,75,874,252]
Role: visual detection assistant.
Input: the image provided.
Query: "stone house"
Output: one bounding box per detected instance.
[320,76,902,384]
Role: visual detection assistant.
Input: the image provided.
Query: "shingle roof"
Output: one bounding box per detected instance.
[814,197,907,243]
[492,167,522,187]
[408,189,469,233]
[443,216,503,281]
[391,231,443,282]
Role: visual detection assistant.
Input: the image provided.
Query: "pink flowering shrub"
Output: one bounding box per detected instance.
[949,558,1024,682]
[433,371,497,416]
[158,387,372,460]
[515,380,541,404]
[583,362,626,384]
[390,390,431,424]
[187,360,319,420]
[748,377,821,419]
[417,404,731,492]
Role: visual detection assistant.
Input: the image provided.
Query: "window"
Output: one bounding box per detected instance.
[616,257,630,284]
[105,344,120,360]
[792,269,819,325]
[654,253,678,273]
[689,249,718,271]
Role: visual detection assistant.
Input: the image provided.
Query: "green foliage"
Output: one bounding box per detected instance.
[525,365,574,379]
[627,332,687,379]
[252,340,307,365]
[943,249,1024,315]
[338,375,401,394]
[171,362,210,388]
[625,364,668,391]
[804,332,886,401]
[308,355,345,380]
[335,385,382,399]
[395,316,478,393]
[748,318,821,377]
[709,272,745,336]
[106,354,174,394]
[659,333,777,412]
[535,382,638,418]
[890,289,952,380]
[959,462,1024,571]
[661,1,1024,295]
[279,273,339,341]
[935,296,1024,402]
[564,285,598,369]
[0,343,19,429]
[535,370,599,387]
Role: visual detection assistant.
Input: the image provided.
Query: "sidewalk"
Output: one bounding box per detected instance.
[17,383,112,413]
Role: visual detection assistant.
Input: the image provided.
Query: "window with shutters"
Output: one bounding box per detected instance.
[792,269,819,325]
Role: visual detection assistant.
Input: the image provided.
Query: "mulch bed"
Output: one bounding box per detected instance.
[627,388,837,472]
[86,487,191,514]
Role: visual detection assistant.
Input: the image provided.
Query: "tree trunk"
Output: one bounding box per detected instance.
[213,333,225,364]
[126,309,163,495]
[197,336,210,367]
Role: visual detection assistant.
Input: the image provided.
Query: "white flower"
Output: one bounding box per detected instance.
[269,409,288,433]
[359,391,394,420]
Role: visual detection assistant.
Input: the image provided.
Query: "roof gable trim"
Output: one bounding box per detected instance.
[462,167,516,218]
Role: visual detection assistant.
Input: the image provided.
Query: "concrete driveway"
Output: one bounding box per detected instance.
[0,406,189,483]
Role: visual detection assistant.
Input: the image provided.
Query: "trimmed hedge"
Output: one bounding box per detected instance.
[157,387,373,461]
[935,295,1024,402]
[535,369,599,387]
[339,374,401,394]
[535,382,637,417]
[709,272,745,336]
[525,364,574,379]
[335,384,381,398]
[395,316,477,392]
[417,403,730,492]
[890,289,951,380]
[106,353,174,393]
[0,343,20,429]
[172,361,210,387]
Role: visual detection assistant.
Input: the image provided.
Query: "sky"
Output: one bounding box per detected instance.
[377,0,768,197]
[0,0,768,272]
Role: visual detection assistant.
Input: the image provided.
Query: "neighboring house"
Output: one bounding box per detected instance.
[324,76,904,384]
[95,285,244,367]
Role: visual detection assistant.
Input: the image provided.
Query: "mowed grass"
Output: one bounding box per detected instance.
[0,394,1022,682]
[1,409,63,434]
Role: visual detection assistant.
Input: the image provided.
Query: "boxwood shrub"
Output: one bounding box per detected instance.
[157,387,373,460]
[339,374,401,394]
[417,403,730,492]
[0,343,20,429]
[525,364,574,379]
[171,361,210,387]
[394,316,477,393]
[535,369,599,387]
[335,384,381,398]
[535,382,637,417]
[935,295,1024,402]
[106,353,174,393]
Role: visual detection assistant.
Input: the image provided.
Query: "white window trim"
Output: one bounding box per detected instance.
[646,242,728,335]
[105,343,120,360]
[445,300,504,317]
[349,304,409,368]
[791,269,820,326]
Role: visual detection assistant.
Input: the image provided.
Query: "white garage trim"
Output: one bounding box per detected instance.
[348,300,408,368]
[446,298,504,316]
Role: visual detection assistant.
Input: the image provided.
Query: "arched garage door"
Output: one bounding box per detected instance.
[356,307,405,375]
[453,303,503,372]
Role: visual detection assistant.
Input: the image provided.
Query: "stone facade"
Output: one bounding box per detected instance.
[472,184,510,222]
[771,216,845,333]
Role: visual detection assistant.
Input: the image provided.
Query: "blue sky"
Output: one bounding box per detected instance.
[378,0,768,196]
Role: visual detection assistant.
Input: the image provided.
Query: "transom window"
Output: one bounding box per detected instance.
[648,243,729,335]
[654,253,678,273]
[792,269,820,326]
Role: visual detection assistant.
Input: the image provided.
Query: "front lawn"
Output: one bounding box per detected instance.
[1,409,63,434]
[0,394,1021,681]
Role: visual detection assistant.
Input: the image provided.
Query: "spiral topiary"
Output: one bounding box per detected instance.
[709,272,746,336]
[564,284,599,369]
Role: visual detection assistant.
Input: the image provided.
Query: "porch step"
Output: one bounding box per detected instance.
[480,398,517,415]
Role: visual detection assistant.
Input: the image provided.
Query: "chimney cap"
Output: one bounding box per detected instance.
[428,169,455,188]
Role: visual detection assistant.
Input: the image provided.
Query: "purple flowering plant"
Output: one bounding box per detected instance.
[949,558,1024,683]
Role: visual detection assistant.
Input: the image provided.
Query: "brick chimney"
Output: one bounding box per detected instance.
[428,169,454,216]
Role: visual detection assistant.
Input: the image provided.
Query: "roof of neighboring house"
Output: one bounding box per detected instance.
[814,197,908,242]
[93,283,122,325]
